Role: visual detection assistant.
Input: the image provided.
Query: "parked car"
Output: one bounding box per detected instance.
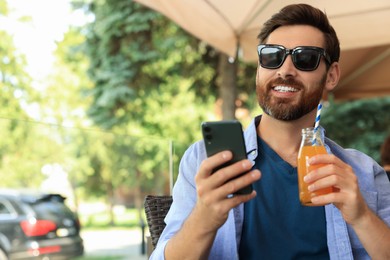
[0,189,84,259]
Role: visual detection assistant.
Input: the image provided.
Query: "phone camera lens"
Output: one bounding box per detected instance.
[203,126,211,133]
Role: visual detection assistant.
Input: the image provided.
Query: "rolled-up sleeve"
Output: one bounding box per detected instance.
[150,141,205,259]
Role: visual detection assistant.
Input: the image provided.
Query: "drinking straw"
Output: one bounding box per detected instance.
[314,102,322,132]
[312,102,322,145]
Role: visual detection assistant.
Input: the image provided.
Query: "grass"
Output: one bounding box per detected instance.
[79,207,146,229]
[74,256,123,260]
[73,207,148,260]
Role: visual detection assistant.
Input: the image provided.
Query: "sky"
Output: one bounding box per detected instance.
[0,0,77,194]
[1,0,90,121]
[1,0,92,193]
[3,0,85,82]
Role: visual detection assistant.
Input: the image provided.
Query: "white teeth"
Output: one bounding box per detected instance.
[273,86,298,92]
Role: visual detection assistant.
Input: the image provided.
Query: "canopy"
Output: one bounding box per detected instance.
[135,0,390,101]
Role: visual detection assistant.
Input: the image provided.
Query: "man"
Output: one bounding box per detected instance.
[151,4,390,259]
[381,135,390,181]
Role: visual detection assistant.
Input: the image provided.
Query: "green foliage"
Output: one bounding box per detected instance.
[0,32,32,113]
[82,0,218,130]
[75,256,122,260]
[80,207,142,229]
[82,0,160,128]
[0,0,7,15]
[322,97,390,163]
[0,10,42,185]
[76,0,219,198]
[0,121,67,187]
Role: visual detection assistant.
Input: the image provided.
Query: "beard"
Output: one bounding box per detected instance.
[256,74,326,121]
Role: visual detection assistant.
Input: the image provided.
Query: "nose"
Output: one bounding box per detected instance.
[277,54,297,78]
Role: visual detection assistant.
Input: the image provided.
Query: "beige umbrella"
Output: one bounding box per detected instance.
[134,0,390,101]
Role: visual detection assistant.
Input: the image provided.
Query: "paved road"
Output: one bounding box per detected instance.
[81,228,148,260]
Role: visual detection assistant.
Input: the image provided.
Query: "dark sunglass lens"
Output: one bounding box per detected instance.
[294,49,321,71]
[261,47,284,68]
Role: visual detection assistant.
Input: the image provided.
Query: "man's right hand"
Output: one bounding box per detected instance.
[164,150,260,260]
[193,150,261,234]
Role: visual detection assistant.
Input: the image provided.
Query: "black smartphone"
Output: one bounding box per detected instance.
[201,120,253,195]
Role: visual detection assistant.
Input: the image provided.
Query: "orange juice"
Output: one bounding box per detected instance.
[297,145,333,206]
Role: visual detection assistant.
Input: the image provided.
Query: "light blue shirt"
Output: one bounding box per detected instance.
[150,116,390,260]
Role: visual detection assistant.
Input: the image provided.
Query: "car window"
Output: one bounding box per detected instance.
[30,200,75,220]
[0,198,17,219]
[0,201,9,214]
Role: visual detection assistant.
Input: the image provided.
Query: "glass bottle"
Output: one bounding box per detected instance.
[297,127,332,206]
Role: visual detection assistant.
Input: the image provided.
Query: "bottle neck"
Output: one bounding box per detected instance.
[301,127,324,146]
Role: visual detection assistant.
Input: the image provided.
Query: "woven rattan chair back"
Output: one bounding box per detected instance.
[144,195,173,249]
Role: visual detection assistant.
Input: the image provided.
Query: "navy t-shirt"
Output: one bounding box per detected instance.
[239,136,329,259]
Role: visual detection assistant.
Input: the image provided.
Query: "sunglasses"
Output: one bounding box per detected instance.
[257,44,331,71]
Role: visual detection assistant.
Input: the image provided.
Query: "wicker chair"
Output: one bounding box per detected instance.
[144,195,173,249]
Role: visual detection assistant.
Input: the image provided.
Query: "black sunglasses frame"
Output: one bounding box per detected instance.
[257,44,332,71]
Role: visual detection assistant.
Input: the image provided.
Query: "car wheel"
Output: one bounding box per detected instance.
[0,248,8,260]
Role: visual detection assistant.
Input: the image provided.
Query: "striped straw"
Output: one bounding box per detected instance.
[314,102,322,132]
[312,102,322,145]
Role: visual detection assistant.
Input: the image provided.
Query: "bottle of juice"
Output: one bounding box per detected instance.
[297,127,333,206]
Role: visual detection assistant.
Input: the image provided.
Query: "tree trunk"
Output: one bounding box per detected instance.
[134,170,143,222]
[217,53,238,120]
[106,181,115,226]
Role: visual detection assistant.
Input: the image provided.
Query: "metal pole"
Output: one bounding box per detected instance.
[169,140,173,195]
[140,218,145,255]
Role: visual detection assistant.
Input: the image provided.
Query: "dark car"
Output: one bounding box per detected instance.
[0,189,84,260]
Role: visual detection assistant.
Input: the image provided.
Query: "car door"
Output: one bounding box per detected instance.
[0,197,21,253]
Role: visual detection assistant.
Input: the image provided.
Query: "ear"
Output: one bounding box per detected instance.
[325,62,340,91]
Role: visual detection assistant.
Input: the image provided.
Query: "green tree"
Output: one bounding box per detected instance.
[0,1,44,186]
[37,25,97,210]
[322,97,390,163]
[70,0,217,223]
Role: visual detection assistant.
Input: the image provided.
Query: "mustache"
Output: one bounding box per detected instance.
[267,78,304,89]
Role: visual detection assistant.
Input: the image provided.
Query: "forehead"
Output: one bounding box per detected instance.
[266,25,325,49]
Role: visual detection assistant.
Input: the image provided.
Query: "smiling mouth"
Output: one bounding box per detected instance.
[273,85,299,93]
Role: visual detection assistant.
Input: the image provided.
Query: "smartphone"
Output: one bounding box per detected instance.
[201,120,253,195]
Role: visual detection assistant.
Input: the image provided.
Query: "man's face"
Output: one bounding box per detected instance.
[256,25,328,121]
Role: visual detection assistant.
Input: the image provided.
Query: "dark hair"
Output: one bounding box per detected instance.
[257,4,340,65]
[381,135,390,166]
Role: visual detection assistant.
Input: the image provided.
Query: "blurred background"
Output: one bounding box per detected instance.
[1,0,389,259]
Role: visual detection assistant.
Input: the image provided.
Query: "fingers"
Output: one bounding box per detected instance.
[194,151,261,231]
[216,169,260,198]
[304,154,354,184]
[199,189,257,215]
[197,151,233,179]
[304,154,363,215]
[217,190,257,213]
[197,168,259,215]
[197,151,260,198]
